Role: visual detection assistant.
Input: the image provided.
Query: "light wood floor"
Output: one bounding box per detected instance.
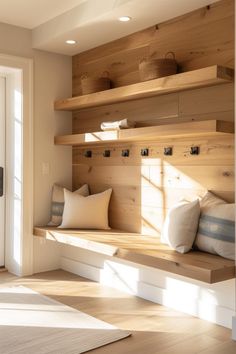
[0,270,235,354]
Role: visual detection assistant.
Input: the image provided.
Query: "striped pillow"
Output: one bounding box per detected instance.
[48,184,89,226]
[195,203,235,260]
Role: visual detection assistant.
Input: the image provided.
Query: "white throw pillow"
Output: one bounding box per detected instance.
[162,199,200,253]
[60,188,112,230]
[48,184,89,226]
[195,192,235,260]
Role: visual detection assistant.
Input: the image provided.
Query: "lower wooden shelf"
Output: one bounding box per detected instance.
[54,120,234,146]
[34,227,235,284]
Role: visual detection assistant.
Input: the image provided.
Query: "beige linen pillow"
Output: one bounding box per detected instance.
[48,184,89,226]
[60,188,112,230]
[162,199,200,253]
[195,192,235,260]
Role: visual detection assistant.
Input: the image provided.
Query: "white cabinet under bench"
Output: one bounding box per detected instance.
[34,227,235,328]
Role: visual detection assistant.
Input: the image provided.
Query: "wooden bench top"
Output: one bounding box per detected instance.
[34,227,235,284]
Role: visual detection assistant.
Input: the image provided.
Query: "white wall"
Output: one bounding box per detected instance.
[0,22,72,273]
[33,50,72,227]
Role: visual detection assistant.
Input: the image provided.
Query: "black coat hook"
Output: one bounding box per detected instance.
[122,149,129,157]
[141,148,149,157]
[164,147,173,156]
[190,146,200,155]
[84,150,92,158]
[103,150,111,157]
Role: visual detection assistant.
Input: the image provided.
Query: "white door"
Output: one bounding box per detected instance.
[0,77,5,267]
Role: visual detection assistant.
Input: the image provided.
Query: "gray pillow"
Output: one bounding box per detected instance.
[48,184,89,226]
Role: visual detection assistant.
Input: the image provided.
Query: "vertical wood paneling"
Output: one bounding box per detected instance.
[72,136,234,234]
[73,0,234,96]
[72,0,234,235]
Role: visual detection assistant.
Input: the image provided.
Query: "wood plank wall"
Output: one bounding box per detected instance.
[72,0,234,235]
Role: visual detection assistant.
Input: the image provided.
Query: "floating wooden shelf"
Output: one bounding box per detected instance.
[54,65,233,112]
[34,227,235,284]
[54,120,234,146]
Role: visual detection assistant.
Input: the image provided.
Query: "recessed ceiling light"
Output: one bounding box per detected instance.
[66,40,77,45]
[119,16,131,22]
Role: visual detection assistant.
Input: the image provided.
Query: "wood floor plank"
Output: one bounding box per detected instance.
[0,270,235,354]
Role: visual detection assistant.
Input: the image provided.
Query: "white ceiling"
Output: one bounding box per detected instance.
[0,0,86,28]
[0,0,219,56]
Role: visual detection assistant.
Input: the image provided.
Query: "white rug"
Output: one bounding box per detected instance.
[0,286,131,354]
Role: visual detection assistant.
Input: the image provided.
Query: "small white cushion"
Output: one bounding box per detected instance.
[162,199,200,253]
[48,184,89,226]
[195,192,235,260]
[60,188,112,230]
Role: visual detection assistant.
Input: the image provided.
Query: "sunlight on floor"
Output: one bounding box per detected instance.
[0,286,119,329]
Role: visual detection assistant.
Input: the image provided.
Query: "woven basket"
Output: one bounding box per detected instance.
[139,52,177,82]
[81,71,111,95]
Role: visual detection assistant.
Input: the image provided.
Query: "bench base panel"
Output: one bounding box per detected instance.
[60,250,235,329]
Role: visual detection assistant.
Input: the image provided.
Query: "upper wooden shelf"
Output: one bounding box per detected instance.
[54,65,233,112]
[54,120,234,146]
[34,226,235,284]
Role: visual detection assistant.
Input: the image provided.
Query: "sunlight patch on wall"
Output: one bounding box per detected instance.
[164,277,218,323]
[141,158,165,236]
[100,260,139,294]
[140,158,207,236]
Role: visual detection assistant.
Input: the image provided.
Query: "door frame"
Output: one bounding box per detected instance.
[0,77,6,267]
[0,54,33,276]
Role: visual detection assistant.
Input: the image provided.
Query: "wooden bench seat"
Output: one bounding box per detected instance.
[34,227,235,284]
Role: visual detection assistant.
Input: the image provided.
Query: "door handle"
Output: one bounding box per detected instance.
[0,167,3,197]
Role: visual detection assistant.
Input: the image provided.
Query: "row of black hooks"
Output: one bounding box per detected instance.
[84,146,200,158]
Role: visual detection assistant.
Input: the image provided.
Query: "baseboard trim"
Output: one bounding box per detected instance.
[61,256,101,282]
[232,316,236,340]
[61,256,234,329]
[0,267,7,272]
